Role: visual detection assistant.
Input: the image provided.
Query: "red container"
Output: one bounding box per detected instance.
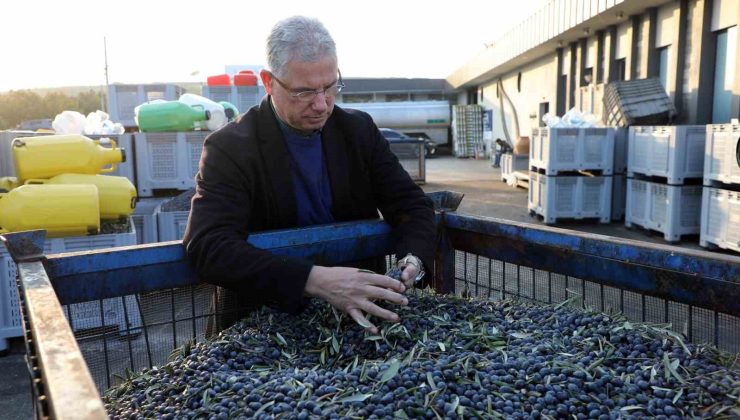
[234,73,258,86]
[207,74,231,86]
[238,70,254,75]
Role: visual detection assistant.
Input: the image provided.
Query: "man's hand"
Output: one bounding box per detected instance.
[304,266,408,334]
[400,264,421,289]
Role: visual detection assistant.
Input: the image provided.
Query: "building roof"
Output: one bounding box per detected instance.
[341,78,456,94]
[446,0,671,88]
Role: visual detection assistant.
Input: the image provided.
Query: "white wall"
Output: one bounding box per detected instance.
[656,3,678,48]
[479,54,558,145]
[712,0,739,32]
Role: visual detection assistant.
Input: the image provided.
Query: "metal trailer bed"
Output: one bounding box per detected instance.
[2,191,738,419]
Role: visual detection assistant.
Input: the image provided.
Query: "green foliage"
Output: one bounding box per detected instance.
[0,89,105,130]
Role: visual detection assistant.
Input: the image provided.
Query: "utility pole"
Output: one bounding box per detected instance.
[103,36,109,112]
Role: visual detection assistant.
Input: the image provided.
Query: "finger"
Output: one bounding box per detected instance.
[362,273,405,293]
[347,308,377,334]
[366,287,408,306]
[361,300,400,323]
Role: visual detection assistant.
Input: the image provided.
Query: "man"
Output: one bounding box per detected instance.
[183,16,436,335]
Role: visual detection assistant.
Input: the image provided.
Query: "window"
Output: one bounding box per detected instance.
[341,93,373,103]
[386,93,410,102]
[615,58,627,81]
[539,102,550,127]
[658,46,670,94]
[596,32,605,83]
[712,26,738,123]
[581,67,593,86]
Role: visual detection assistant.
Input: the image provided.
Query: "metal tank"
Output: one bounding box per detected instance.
[337,100,451,144]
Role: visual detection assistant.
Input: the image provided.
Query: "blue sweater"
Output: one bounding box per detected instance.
[280,127,335,227]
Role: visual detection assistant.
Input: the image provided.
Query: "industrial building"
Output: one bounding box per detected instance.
[448,0,739,143]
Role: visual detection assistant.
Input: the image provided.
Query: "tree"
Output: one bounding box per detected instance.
[0,89,107,130]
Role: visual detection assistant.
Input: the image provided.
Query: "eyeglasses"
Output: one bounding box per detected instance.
[270,70,345,102]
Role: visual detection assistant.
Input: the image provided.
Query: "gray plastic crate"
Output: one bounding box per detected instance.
[625,178,703,242]
[700,187,740,253]
[201,85,235,104]
[500,153,529,182]
[628,125,706,184]
[131,198,169,244]
[530,127,616,175]
[107,84,184,128]
[704,124,740,187]
[157,209,190,242]
[603,78,677,127]
[612,174,626,221]
[1,220,139,350]
[134,132,208,197]
[236,86,265,113]
[614,128,628,174]
[528,172,612,224]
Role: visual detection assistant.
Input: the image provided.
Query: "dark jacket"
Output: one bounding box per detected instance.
[183,96,435,315]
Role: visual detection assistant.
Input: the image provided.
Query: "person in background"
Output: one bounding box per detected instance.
[493,138,512,168]
[183,16,436,335]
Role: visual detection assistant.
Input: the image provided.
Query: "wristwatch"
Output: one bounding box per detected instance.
[397,253,425,283]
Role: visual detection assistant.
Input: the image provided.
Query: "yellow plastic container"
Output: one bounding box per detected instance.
[0,177,19,192]
[25,174,137,221]
[12,134,125,182]
[0,184,100,238]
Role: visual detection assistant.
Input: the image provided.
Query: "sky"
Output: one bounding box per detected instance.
[0,0,547,92]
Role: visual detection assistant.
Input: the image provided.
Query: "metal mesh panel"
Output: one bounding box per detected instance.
[389,142,424,183]
[450,250,740,354]
[70,284,230,391]
[70,249,739,396]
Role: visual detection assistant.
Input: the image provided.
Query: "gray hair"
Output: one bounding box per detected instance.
[266,16,337,77]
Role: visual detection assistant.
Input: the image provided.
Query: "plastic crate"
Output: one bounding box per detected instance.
[236,86,265,113]
[107,84,183,128]
[201,85,235,104]
[500,153,529,182]
[704,124,740,187]
[700,187,740,253]
[452,105,484,158]
[157,209,190,242]
[134,132,208,197]
[612,174,626,221]
[625,178,703,241]
[132,198,169,244]
[1,219,139,351]
[530,127,616,175]
[628,125,706,184]
[602,78,677,127]
[528,172,612,224]
[614,128,628,174]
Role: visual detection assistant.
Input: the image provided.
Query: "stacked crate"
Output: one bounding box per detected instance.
[452,105,484,158]
[700,124,740,252]
[625,126,705,242]
[134,131,209,197]
[107,84,184,128]
[611,129,628,221]
[527,127,616,224]
[1,220,140,352]
[201,85,265,114]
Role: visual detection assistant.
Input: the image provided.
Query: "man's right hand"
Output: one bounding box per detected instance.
[303,266,408,334]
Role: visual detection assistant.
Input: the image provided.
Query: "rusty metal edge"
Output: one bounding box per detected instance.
[18,260,108,420]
